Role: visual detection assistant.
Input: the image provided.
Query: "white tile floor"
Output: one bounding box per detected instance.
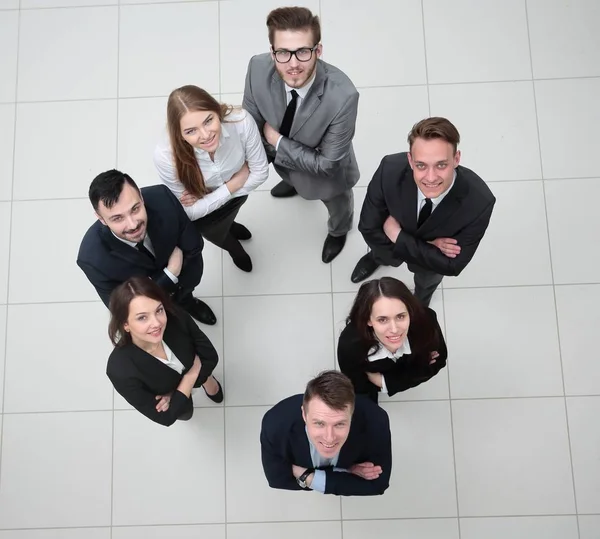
[0,0,599,536]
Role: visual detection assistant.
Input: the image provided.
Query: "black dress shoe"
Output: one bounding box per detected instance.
[230,222,252,240]
[203,377,224,403]
[322,233,347,263]
[230,250,253,272]
[270,181,297,198]
[184,298,217,325]
[351,252,380,283]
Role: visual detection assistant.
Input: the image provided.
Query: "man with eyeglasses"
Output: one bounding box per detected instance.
[243,7,360,264]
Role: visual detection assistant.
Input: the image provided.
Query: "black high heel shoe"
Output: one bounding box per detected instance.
[203,378,224,404]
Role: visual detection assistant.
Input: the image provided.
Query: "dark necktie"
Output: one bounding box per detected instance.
[279,90,299,138]
[136,241,155,261]
[417,198,433,227]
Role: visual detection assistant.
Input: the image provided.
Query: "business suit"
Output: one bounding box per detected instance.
[77,185,203,308]
[243,53,360,237]
[359,152,496,305]
[107,308,218,426]
[338,308,447,403]
[260,394,391,496]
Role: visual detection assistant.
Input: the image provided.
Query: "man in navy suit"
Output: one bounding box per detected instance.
[77,169,216,325]
[260,370,391,496]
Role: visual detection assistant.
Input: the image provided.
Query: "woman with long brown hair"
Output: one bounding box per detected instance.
[338,277,447,403]
[106,276,223,426]
[154,85,269,272]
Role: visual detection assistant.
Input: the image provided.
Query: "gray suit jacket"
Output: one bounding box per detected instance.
[243,53,360,201]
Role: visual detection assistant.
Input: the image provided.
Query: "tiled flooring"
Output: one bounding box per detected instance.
[0,0,599,537]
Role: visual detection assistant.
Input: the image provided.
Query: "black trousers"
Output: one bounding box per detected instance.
[193,196,248,249]
[371,248,443,308]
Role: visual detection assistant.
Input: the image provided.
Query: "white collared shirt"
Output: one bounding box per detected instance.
[275,74,317,150]
[368,338,412,394]
[416,170,457,218]
[153,341,185,375]
[284,73,316,106]
[154,108,269,221]
[111,231,178,284]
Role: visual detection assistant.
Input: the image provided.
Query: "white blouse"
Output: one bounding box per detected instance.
[153,342,185,375]
[153,108,269,221]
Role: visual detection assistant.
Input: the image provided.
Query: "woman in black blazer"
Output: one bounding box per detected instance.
[107,276,223,426]
[338,277,447,403]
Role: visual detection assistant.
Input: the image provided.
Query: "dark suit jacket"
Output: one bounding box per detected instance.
[260,394,391,496]
[359,152,496,276]
[77,185,204,307]
[243,54,360,201]
[107,308,218,427]
[338,308,448,400]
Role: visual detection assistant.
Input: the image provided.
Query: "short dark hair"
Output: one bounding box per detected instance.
[407,117,461,154]
[89,169,140,212]
[347,277,439,363]
[303,370,355,412]
[266,6,321,47]
[108,276,176,347]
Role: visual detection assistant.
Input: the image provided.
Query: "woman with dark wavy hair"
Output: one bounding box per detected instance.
[338,277,447,403]
[154,85,268,273]
[107,276,223,426]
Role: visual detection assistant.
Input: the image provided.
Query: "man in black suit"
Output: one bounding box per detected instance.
[260,370,391,496]
[351,117,496,307]
[77,169,216,325]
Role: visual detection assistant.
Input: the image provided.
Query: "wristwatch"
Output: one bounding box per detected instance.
[296,468,315,489]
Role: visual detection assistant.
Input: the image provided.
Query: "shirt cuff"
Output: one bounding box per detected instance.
[275,135,283,151]
[380,374,389,394]
[310,470,326,493]
[163,268,179,284]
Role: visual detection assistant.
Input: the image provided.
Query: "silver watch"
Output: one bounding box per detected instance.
[297,468,315,489]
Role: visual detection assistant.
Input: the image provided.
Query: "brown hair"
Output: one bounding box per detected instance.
[166,85,233,198]
[303,370,355,412]
[266,6,321,47]
[407,117,461,153]
[347,277,439,364]
[108,276,177,347]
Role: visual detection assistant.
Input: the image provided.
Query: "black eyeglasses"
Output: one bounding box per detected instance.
[272,45,319,64]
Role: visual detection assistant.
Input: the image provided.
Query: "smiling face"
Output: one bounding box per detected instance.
[95,182,147,243]
[123,296,167,349]
[271,28,321,89]
[302,396,352,459]
[408,137,461,199]
[180,109,222,153]
[368,296,411,353]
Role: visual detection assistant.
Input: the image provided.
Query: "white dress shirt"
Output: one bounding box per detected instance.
[153,341,185,375]
[111,231,178,284]
[367,338,412,394]
[275,74,317,150]
[416,170,457,217]
[154,108,269,221]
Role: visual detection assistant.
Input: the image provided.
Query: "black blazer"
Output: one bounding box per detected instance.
[359,152,496,276]
[260,394,391,496]
[77,185,204,307]
[106,309,218,427]
[338,308,447,400]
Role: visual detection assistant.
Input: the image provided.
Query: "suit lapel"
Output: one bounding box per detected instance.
[100,226,155,269]
[291,421,313,468]
[144,196,173,265]
[289,62,325,138]
[270,72,287,129]
[337,414,364,468]
[399,172,419,233]
[126,343,182,386]
[163,314,194,371]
